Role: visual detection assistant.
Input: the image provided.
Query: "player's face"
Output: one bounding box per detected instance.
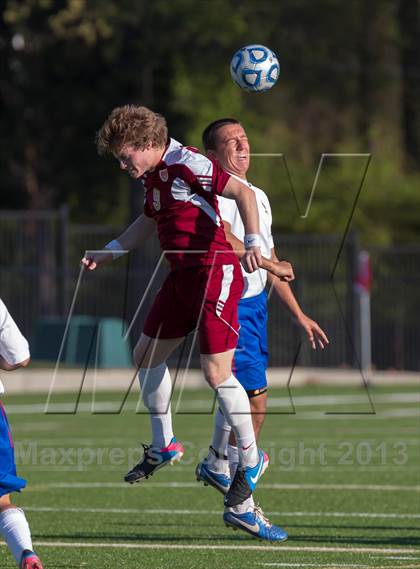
[212,124,250,178]
[115,145,162,178]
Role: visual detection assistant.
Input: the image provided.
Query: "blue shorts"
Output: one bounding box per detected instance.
[233,291,268,392]
[0,401,26,497]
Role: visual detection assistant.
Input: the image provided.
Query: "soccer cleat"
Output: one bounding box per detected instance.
[195,459,231,495]
[20,550,43,569]
[224,449,269,507]
[124,437,184,483]
[223,505,288,542]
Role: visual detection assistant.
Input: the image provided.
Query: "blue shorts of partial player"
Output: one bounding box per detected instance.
[232,290,268,397]
[0,401,26,498]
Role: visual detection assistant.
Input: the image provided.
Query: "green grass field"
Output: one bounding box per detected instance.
[2,383,419,569]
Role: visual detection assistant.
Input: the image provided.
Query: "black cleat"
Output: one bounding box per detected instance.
[124,438,184,484]
[224,449,268,508]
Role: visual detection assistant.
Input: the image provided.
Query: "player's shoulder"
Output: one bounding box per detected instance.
[249,182,270,202]
[164,138,213,177]
[249,182,272,209]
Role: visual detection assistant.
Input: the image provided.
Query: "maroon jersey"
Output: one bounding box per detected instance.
[143,138,237,269]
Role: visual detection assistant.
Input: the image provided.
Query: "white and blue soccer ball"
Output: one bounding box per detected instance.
[230,44,280,93]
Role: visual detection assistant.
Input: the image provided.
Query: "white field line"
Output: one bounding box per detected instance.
[0,541,418,556]
[259,564,366,568]
[386,557,420,560]
[260,564,368,568]
[23,506,420,520]
[260,565,420,569]
[259,564,370,568]
[5,392,420,415]
[26,481,420,492]
[7,405,419,419]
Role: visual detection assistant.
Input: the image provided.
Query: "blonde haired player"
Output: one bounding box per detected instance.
[82,105,294,510]
[0,298,43,569]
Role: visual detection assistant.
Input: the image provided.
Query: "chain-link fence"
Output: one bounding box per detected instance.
[1,210,419,370]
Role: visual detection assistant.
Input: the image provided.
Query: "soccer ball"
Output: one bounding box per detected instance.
[230,44,280,93]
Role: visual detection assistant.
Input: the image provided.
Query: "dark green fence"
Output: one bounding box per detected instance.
[1,210,419,370]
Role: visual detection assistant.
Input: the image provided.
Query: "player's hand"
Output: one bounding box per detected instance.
[81,251,113,271]
[241,246,263,273]
[268,260,295,282]
[296,314,329,350]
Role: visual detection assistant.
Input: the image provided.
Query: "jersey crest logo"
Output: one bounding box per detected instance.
[260,201,269,215]
[159,169,168,182]
[152,188,161,211]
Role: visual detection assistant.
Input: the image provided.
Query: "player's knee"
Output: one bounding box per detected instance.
[203,369,227,389]
[133,347,142,369]
[133,344,151,368]
[0,494,13,511]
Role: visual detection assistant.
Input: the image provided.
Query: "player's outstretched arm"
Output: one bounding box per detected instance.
[222,177,262,272]
[268,248,329,350]
[81,214,156,271]
[222,220,294,281]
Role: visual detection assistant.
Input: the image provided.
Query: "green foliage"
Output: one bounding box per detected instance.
[0,0,419,241]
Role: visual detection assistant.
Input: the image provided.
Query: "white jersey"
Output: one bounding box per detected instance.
[0,298,30,394]
[218,175,274,299]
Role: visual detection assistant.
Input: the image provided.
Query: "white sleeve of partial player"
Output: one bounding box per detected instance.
[0,298,30,365]
[217,195,237,225]
[265,194,275,249]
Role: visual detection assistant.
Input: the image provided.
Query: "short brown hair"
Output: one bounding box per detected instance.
[202,118,240,151]
[96,105,168,155]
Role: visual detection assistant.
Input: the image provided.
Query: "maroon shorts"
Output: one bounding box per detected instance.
[143,263,244,354]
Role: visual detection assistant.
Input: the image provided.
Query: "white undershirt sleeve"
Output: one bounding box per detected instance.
[0,298,30,366]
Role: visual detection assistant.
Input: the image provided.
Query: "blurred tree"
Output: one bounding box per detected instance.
[398,0,420,170]
[0,0,419,243]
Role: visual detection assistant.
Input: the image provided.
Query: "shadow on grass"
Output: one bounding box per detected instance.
[287,523,420,532]
[291,534,420,547]
[34,532,251,543]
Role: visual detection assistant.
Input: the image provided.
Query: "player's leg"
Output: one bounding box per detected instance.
[0,495,43,569]
[0,401,43,568]
[134,333,183,448]
[198,285,287,540]
[198,292,269,494]
[195,406,231,494]
[201,351,268,507]
[225,291,270,476]
[223,292,287,539]
[198,264,268,506]
[125,271,191,483]
[249,388,268,439]
[125,334,185,483]
[226,388,267,476]
[224,388,286,542]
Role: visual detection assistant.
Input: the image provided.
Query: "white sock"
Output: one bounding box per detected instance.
[139,363,174,448]
[215,375,258,468]
[208,407,231,461]
[0,508,33,564]
[231,496,255,514]
[206,409,231,472]
[206,446,229,474]
[227,443,239,480]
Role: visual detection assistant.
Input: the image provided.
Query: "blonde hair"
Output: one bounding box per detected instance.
[96,105,168,155]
